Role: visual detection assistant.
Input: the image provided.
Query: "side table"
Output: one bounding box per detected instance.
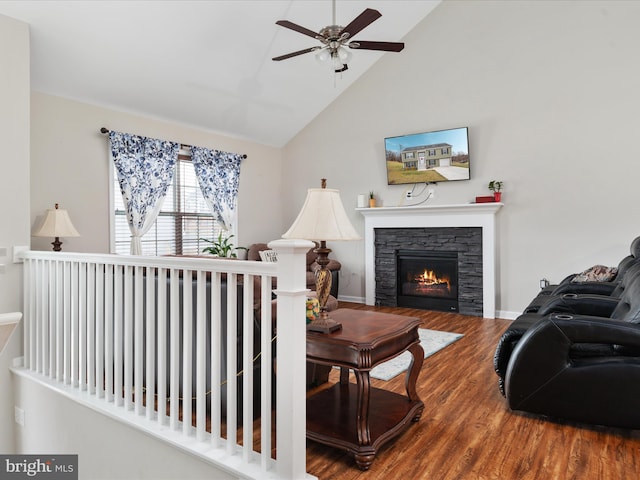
[306,308,424,470]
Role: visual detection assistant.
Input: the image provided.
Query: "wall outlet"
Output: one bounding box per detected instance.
[406,191,412,198]
[14,406,24,426]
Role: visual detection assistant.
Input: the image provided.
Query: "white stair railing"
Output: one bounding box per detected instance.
[19,239,315,480]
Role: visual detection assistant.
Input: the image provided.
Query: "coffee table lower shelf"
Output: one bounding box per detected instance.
[307,382,424,470]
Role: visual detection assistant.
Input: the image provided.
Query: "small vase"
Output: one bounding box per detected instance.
[369,198,376,208]
[493,192,502,202]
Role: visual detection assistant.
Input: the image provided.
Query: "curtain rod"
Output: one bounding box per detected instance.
[100,127,248,159]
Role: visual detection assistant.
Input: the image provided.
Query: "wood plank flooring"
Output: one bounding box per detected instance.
[306,302,640,480]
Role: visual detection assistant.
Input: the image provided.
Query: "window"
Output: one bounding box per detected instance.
[112,154,227,255]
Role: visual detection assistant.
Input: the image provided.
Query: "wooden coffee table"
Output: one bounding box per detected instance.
[306,308,424,470]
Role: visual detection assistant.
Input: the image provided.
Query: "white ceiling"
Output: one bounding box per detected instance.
[0,0,439,147]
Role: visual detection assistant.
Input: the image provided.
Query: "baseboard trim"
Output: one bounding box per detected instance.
[496,310,520,321]
[337,295,365,304]
[337,298,521,321]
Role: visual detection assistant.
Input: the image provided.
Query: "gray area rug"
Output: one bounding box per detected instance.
[370,328,463,381]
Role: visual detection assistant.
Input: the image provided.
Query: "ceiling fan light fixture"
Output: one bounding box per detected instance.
[315,48,331,63]
[337,46,352,63]
[273,3,405,74]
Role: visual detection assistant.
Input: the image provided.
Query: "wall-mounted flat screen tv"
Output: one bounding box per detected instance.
[385,127,470,185]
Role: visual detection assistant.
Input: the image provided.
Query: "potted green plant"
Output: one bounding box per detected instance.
[488,180,503,202]
[369,191,376,208]
[201,232,240,258]
[234,245,248,260]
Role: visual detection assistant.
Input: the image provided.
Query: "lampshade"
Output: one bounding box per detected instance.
[34,204,80,238]
[282,187,361,242]
[283,180,359,333]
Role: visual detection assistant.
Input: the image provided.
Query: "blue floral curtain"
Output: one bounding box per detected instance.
[109,131,178,255]
[190,146,242,231]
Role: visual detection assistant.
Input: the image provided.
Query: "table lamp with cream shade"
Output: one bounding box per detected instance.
[33,203,80,251]
[282,179,361,333]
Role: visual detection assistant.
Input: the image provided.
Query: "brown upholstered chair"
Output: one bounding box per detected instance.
[247,242,341,299]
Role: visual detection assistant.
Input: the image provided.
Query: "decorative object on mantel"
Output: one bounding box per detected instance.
[475,195,495,203]
[357,194,367,208]
[488,180,503,202]
[33,203,80,252]
[283,178,361,333]
[369,191,376,208]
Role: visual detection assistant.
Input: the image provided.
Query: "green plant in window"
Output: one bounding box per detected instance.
[201,232,239,258]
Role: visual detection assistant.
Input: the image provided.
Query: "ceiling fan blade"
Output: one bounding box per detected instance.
[275,20,324,40]
[340,8,382,39]
[272,47,318,62]
[349,41,405,52]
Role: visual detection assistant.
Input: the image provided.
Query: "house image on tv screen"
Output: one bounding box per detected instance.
[401,143,452,171]
[384,127,470,185]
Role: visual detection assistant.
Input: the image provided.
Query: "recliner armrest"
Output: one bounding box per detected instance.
[537,294,619,317]
[506,315,640,396]
[550,281,617,296]
[505,314,640,428]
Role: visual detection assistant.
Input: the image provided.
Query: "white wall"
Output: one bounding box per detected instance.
[283,0,640,315]
[30,93,286,253]
[0,13,30,454]
[13,375,237,480]
[0,16,29,312]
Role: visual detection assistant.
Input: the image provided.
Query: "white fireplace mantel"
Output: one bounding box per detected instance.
[357,203,503,318]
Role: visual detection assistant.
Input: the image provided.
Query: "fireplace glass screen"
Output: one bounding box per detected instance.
[396,250,459,312]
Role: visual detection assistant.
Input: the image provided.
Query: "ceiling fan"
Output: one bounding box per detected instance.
[272,0,405,73]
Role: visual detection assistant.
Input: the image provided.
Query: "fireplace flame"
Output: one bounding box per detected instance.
[416,269,450,287]
[402,267,453,298]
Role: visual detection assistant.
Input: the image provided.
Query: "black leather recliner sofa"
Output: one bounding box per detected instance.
[505,314,640,429]
[495,262,640,429]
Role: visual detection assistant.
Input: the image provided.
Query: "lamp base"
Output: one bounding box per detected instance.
[52,237,62,252]
[307,312,342,334]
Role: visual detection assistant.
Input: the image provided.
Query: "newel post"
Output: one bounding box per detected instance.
[268,238,315,480]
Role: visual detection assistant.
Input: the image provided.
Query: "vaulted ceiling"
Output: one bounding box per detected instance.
[0,0,440,147]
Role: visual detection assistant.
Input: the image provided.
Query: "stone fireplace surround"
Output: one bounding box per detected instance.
[377,227,482,316]
[357,203,503,319]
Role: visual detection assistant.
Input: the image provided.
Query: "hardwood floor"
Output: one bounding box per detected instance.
[305,302,640,480]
